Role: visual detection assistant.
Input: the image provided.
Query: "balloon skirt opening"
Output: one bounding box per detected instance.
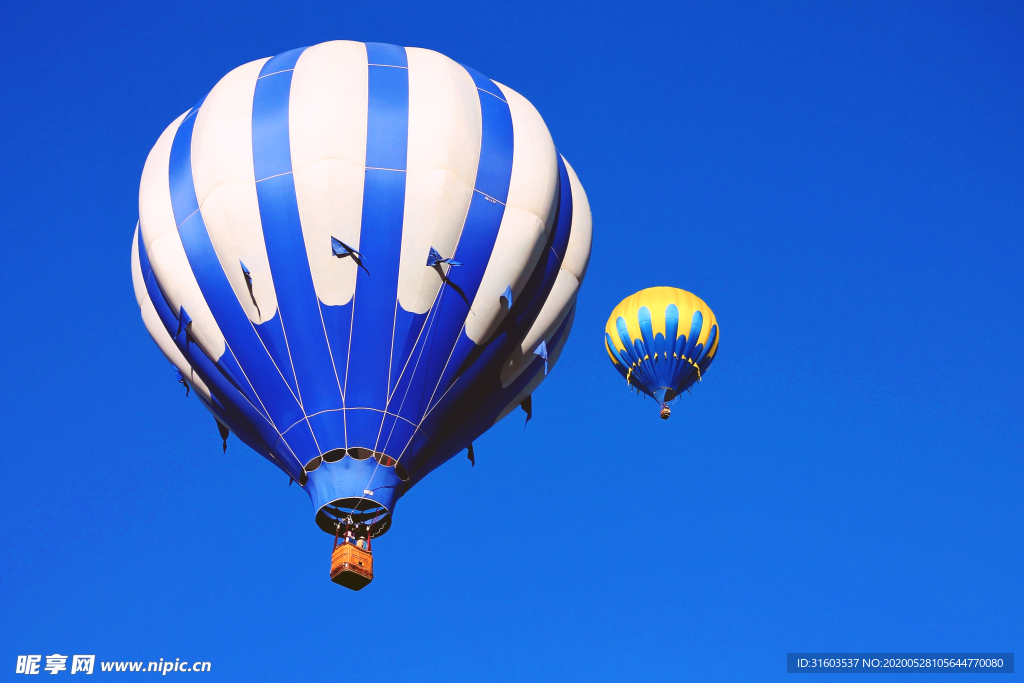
[305,455,404,537]
[316,497,392,537]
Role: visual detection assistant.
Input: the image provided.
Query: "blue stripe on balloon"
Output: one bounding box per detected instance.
[616,315,653,391]
[695,324,718,368]
[137,226,179,339]
[665,305,680,347]
[391,195,506,423]
[318,301,352,397]
[684,309,703,360]
[347,169,405,408]
[388,309,431,398]
[365,44,409,170]
[396,151,571,461]
[258,47,305,77]
[502,154,572,339]
[345,46,409,452]
[464,69,513,204]
[673,331,687,359]
[252,49,345,428]
[638,306,656,360]
[408,69,515,419]
[664,304,680,377]
[388,65,515,444]
[250,318,297,396]
[366,42,408,68]
[167,94,306,430]
[137,227,299,476]
[167,104,204,223]
[461,64,506,103]
[551,155,574,262]
[410,301,575,485]
[634,339,654,389]
[654,333,666,364]
[365,41,416,403]
[671,332,691,390]
[614,318,639,367]
[236,55,305,397]
[252,50,303,178]
[605,334,630,378]
[381,292,449,438]
[305,409,347,455]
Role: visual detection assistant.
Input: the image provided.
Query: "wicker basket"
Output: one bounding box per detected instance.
[330,543,374,590]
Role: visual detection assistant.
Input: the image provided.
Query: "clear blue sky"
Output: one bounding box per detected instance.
[1,1,1021,680]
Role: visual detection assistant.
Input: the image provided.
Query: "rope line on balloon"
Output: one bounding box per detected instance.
[397,316,475,456]
[382,294,443,407]
[417,291,482,420]
[383,271,403,406]
[149,230,290,424]
[383,257,458,405]
[187,188,305,413]
[380,248,468,426]
[312,271,347,405]
[237,315,304,408]
[381,322,454,469]
[216,344,282,433]
[224,251,300,404]
[377,284,450,456]
[333,227,525,532]
[360,285,407,505]
[333,277,440,528]
[396,309,539,462]
[340,237,365,456]
[389,247,472,417]
[375,250,481,475]
[266,299,309,415]
[367,509,379,552]
[145,238,297,466]
[196,332,308,473]
[227,377,301,474]
[413,300,511,429]
[345,267,455,530]
[350,238,485,525]
[278,407,425,441]
[340,151,510,503]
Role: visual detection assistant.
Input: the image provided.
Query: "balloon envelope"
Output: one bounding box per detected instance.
[604,287,719,409]
[131,41,592,535]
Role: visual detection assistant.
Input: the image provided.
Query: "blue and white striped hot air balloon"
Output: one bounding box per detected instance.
[130,41,592,562]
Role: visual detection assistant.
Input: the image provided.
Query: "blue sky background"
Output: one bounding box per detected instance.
[1,1,1021,680]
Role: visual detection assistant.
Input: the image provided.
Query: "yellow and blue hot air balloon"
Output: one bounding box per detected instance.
[605,287,719,419]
